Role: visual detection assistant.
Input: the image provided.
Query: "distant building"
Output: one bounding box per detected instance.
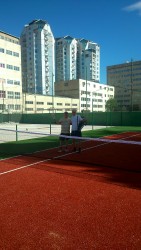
[0,30,79,114]
[0,24,108,114]
[55,36,77,82]
[77,39,100,82]
[55,79,114,112]
[55,36,100,82]
[23,93,79,113]
[20,20,55,96]
[107,61,141,111]
[0,30,22,113]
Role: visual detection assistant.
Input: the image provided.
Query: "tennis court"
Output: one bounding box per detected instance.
[0,126,141,249]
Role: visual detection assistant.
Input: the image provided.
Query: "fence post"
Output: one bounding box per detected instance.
[16,124,18,141]
[50,123,51,134]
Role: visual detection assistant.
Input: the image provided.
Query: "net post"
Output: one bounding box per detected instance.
[50,123,51,134]
[16,124,18,141]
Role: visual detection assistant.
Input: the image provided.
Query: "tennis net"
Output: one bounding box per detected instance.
[0,127,141,172]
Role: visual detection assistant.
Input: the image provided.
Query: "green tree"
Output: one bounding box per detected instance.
[105,98,117,111]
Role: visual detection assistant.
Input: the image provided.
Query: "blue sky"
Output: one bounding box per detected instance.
[1,0,141,83]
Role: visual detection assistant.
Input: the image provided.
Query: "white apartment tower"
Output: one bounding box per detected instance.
[77,39,100,82]
[20,20,55,96]
[55,36,77,81]
[55,36,100,82]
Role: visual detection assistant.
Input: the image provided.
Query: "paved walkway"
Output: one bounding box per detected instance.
[0,123,108,143]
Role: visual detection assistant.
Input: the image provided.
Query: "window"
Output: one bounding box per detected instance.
[0,91,6,98]
[0,35,4,40]
[57,103,62,106]
[37,108,44,111]
[13,52,19,57]
[14,80,20,85]
[7,64,13,70]
[0,63,5,68]
[0,48,4,53]
[8,104,14,110]
[15,105,21,110]
[81,97,90,101]
[7,91,14,99]
[25,101,33,104]
[7,79,13,84]
[81,104,90,107]
[0,104,5,110]
[6,50,12,55]
[15,92,20,99]
[14,66,20,71]
[37,102,44,105]
[25,108,33,111]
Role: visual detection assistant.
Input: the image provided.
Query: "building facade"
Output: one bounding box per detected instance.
[107,61,141,111]
[55,36,100,83]
[0,30,22,113]
[0,24,105,114]
[55,79,114,112]
[20,20,55,96]
[23,93,79,113]
[77,39,100,82]
[55,36,77,82]
[0,30,79,114]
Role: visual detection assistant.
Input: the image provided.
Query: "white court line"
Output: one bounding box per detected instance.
[0,158,52,176]
[0,132,141,176]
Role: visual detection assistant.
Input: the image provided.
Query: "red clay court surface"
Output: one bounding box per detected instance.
[0,132,141,250]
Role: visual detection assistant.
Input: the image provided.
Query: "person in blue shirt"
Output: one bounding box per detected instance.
[70,109,83,153]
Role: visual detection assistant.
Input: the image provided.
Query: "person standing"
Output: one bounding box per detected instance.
[70,109,83,153]
[58,112,71,152]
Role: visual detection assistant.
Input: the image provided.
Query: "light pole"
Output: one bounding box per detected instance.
[130,59,133,111]
[52,73,54,110]
[92,98,94,130]
[34,75,37,113]
[86,67,87,111]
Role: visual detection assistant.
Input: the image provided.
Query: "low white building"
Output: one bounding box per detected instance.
[22,93,79,113]
[55,79,114,112]
[0,30,22,113]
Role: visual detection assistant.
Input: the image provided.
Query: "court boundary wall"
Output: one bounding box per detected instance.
[0,112,141,126]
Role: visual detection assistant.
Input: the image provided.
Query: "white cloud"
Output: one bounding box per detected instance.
[123,1,141,15]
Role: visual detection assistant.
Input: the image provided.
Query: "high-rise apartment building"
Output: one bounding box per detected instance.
[55,36,100,82]
[20,20,55,96]
[107,61,141,111]
[55,36,77,82]
[0,30,22,113]
[77,39,100,82]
